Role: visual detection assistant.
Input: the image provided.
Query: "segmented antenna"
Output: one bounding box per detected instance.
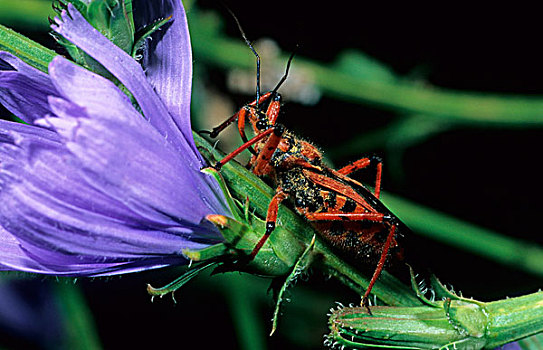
[271,48,297,99]
[225,7,262,107]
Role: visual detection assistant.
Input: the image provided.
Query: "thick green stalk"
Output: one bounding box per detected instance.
[328,291,543,349]
[485,292,543,348]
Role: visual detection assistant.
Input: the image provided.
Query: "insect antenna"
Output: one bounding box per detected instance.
[270,48,297,100]
[225,7,262,108]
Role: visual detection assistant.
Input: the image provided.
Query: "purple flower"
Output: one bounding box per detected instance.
[0,1,229,276]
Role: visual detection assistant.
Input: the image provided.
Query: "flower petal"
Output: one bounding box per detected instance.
[1,181,208,258]
[45,101,215,227]
[0,225,49,273]
[136,0,196,157]
[46,56,136,124]
[50,5,230,219]
[50,4,198,160]
[0,226,180,276]
[1,120,150,228]
[0,52,59,123]
[44,57,229,227]
[0,120,214,274]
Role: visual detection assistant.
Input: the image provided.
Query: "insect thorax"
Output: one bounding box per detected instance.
[276,167,324,212]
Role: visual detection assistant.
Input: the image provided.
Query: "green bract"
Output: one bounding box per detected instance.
[327,271,543,349]
[50,0,134,77]
[0,23,57,72]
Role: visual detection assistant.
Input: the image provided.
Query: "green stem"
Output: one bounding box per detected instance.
[381,192,543,277]
[0,0,54,30]
[54,282,103,350]
[485,291,543,348]
[328,291,543,349]
[302,57,543,126]
[217,274,268,350]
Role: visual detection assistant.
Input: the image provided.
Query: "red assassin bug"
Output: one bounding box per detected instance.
[202,21,406,312]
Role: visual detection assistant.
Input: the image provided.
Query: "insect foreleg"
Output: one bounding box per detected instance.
[250,188,289,259]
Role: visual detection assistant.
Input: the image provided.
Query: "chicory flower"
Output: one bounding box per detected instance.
[0,1,229,276]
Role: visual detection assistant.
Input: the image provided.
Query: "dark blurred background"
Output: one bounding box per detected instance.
[1,1,542,349]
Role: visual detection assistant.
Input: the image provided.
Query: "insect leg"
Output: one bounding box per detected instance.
[200,92,274,139]
[303,212,386,222]
[250,189,289,259]
[235,107,258,155]
[252,124,285,175]
[265,93,282,125]
[199,109,240,138]
[337,155,383,198]
[302,208,397,314]
[236,93,276,155]
[213,127,276,169]
[362,224,397,314]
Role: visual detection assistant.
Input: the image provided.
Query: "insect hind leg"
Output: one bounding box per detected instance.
[337,155,383,198]
[361,224,397,315]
